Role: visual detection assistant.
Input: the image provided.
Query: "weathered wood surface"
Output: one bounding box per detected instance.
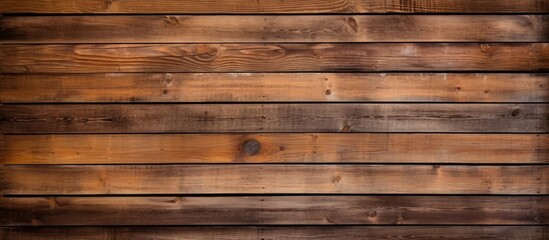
[2,15,547,43]
[1,165,545,194]
[2,134,547,164]
[1,73,547,103]
[1,0,548,13]
[2,226,546,240]
[1,104,546,133]
[2,44,548,73]
[1,196,546,226]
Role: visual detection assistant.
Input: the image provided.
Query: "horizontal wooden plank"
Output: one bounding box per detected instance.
[1,226,546,240]
[1,0,548,13]
[1,73,548,103]
[2,15,547,43]
[1,165,546,194]
[1,104,547,133]
[2,134,547,164]
[1,196,546,226]
[1,43,548,73]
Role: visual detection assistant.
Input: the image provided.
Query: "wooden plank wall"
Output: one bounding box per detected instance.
[0,1,548,239]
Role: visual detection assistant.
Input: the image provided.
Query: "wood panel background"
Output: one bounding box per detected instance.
[0,0,548,239]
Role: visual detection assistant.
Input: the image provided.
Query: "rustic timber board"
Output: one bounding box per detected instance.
[1,196,546,225]
[1,43,548,73]
[1,226,546,240]
[1,15,548,43]
[1,104,547,133]
[1,0,548,13]
[1,73,547,103]
[1,165,546,194]
[1,134,547,164]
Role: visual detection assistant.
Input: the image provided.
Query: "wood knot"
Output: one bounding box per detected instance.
[243,139,261,155]
[193,45,218,55]
[368,210,377,218]
[511,109,521,117]
[479,44,494,56]
[163,16,180,26]
[104,0,112,9]
[166,197,182,204]
[192,45,219,61]
[346,17,359,34]
[340,124,351,132]
[208,47,218,55]
[162,89,168,95]
[332,175,342,183]
[162,73,173,84]
[325,89,332,95]
[47,197,60,209]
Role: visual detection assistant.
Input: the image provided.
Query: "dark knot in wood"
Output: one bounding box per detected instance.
[243,139,261,155]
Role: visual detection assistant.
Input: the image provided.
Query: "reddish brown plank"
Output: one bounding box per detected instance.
[1,196,546,225]
[1,0,548,13]
[1,104,546,133]
[1,73,547,103]
[2,15,547,43]
[1,165,545,194]
[1,44,548,73]
[1,134,547,164]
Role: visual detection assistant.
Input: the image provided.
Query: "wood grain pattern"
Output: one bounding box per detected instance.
[1,104,546,133]
[1,165,546,194]
[1,0,548,13]
[1,196,546,225]
[2,43,548,73]
[2,134,547,164]
[2,0,548,237]
[2,15,547,43]
[1,226,546,240]
[2,73,548,103]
